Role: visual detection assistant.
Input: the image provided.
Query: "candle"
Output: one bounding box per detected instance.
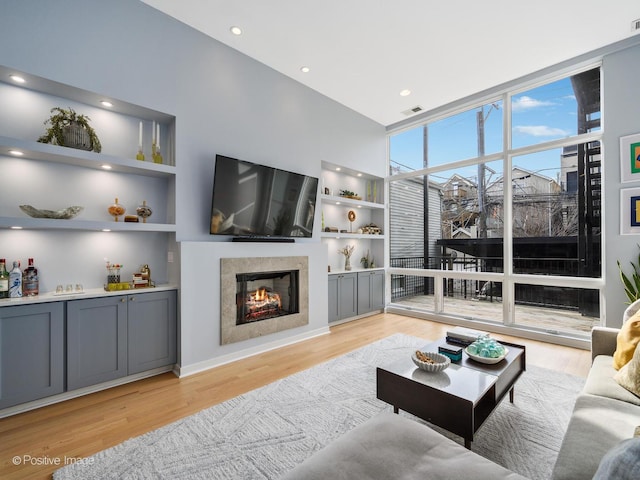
[152,121,156,143]
[156,123,160,145]
[138,121,143,147]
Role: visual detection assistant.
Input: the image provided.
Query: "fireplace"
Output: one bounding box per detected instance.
[221,256,309,344]
[236,270,299,324]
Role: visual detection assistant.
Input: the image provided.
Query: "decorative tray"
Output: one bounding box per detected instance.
[465,346,509,364]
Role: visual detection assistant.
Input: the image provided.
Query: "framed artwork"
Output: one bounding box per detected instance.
[620,133,640,183]
[620,187,640,234]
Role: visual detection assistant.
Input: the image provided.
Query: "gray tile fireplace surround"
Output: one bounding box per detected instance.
[220,256,309,344]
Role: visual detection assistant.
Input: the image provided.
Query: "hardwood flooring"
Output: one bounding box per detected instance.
[0,313,592,479]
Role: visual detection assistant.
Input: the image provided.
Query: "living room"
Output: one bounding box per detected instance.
[1,1,640,478]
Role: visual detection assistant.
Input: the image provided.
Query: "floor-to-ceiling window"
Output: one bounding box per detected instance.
[388,66,602,340]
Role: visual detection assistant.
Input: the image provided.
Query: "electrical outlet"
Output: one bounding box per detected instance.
[167,251,174,263]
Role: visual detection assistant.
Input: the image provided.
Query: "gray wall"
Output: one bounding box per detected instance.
[603,43,640,327]
[0,0,386,241]
[0,0,386,370]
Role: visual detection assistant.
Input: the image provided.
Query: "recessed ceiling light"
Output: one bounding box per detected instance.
[10,226,23,230]
[101,100,113,107]
[9,75,25,84]
[356,173,362,177]
[101,164,112,170]
[9,150,24,156]
[400,89,412,97]
[102,229,111,232]
[335,167,341,171]
[300,66,310,73]
[230,26,242,35]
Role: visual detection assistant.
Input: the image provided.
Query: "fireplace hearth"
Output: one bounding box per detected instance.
[221,256,309,344]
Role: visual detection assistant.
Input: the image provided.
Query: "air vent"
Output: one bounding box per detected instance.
[632,18,640,32]
[401,105,423,116]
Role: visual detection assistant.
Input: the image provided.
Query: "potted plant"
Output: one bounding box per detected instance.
[37,107,102,152]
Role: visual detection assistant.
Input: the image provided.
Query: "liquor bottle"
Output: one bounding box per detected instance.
[9,261,22,298]
[0,259,9,298]
[22,258,39,296]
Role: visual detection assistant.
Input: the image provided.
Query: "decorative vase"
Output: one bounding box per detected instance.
[136,200,153,223]
[345,257,351,271]
[108,197,125,222]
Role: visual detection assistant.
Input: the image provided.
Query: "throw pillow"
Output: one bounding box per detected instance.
[592,437,640,480]
[613,310,640,370]
[615,341,640,397]
[623,298,640,323]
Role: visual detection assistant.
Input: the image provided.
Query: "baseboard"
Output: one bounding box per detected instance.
[176,326,331,377]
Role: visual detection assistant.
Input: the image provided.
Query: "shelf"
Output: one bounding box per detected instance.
[0,216,176,232]
[320,194,384,210]
[321,232,386,240]
[0,136,175,178]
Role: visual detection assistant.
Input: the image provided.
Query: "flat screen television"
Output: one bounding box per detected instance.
[210,155,319,239]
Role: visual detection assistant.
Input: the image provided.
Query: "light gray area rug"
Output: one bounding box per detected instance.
[54,334,585,480]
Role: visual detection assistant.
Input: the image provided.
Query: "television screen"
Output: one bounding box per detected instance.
[210,155,318,238]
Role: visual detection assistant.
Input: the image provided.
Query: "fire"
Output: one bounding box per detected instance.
[254,287,268,302]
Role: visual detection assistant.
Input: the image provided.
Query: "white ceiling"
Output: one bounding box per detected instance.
[141,0,639,127]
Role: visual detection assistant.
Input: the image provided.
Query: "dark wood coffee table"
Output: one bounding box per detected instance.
[376,337,526,449]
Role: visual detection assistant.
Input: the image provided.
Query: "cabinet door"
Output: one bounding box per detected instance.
[357,272,372,314]
[369,270,385,311]
[67,296,128,390]
[357,271,385,314]
[338,273,358,319]
[328,275,339,322]
[127,290,177,374]
[0,303,64,409]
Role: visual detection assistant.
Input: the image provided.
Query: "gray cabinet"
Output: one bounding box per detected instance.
[67,290,177,390]
[0,303,64,409]
[328,273,357,322]
[128,290,177,374]
[357,270,385,314]
[67,296,128,390]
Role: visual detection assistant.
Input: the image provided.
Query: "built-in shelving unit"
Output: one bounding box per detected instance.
[320,161,386,273]
[0,65,178,292]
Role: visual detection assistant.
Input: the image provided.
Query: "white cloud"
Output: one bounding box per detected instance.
[512,95,556,112]
[513,125,569,137]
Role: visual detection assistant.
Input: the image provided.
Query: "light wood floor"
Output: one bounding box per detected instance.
[0,313,592,480]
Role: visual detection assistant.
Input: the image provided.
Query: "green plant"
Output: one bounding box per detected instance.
[617,246,640,303]
[37,107,102,152]
[339,189,357,197]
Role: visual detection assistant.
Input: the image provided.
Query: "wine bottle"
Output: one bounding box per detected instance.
[22,258,39,296]
[0,259,9,298]
[9,261,22,298]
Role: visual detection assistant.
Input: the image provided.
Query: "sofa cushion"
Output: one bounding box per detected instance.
[551,394,640,480]
[281,412,526,480]
[592,437,640,480]
[615,342,640,398]
[584,355,640,406]
[613,311,640,369]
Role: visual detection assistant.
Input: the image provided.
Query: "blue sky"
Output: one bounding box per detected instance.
[389,75,590,185]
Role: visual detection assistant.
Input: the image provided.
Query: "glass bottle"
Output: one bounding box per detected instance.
[22,258,39,296]
[0,259,9,298]
[9,261,22,298]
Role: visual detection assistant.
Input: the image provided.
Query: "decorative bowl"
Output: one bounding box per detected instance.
[411,351,451,372]
[20,205,83,220]
[465,346,509,364]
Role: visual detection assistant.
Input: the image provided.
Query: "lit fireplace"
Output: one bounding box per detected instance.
[236,270,299,325]
[220,256,309,345]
